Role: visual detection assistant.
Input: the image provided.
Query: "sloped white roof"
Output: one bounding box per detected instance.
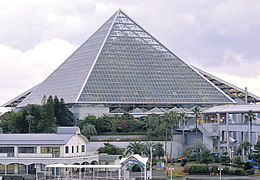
[204,104,260,114]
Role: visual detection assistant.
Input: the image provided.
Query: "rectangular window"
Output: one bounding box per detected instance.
[72,146,74,153]
[81,145,85,152]
[0,147,14,153]
[18,147,37,153]
[77,145,79,153]
[41,147,53,154]
[65,146,69,154]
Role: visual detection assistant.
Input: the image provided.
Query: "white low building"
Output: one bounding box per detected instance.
[0,127,98,175]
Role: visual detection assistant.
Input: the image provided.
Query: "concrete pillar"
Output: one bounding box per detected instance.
[201,114,205,124]
[26,165,28,175]
[37,146,41,155]
[14,163,19,174]
[217,113,220,125]
[14,146,18,157]
[218,136,220,156]
[5,165,7,175]
[226,113,230,154]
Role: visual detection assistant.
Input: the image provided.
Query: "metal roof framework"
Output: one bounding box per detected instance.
[194,66,260,103]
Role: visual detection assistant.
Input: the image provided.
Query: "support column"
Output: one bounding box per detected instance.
[226,113,230,155]
[14,163,18,174]
[5,165,7,175]
[144,165,146,180]
[218,136,220,156]
[217,113,220,125]
[26,165,28,175]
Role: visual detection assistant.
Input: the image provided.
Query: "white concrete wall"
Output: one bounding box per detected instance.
[61,135,87,157]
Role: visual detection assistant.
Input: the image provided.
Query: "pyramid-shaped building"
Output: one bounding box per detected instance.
[4,10,237,119]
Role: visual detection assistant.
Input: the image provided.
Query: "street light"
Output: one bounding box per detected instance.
[218,167,223,180]
[169,167,174,180]
[150,145,155,180]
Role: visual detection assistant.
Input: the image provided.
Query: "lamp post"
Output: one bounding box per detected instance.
[170,167,174,180]
[150,145,152,180]
[218,167,223,180]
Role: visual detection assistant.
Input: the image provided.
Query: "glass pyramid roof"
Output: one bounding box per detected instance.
[11,9,234,108]
[78,10,234,104]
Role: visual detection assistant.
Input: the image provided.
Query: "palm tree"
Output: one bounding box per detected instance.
[125,142,144,156]
[179,112,188,151]
[162,113,169,158]
[244,110,257,153]
[82,124,97,139]
[192,107,201,139]
[239,140,252,160]
[142,142,155,157]
[164,111,178,158]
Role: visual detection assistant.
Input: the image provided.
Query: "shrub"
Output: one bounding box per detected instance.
[223,167,229,174]
[244,162,253,170]
[244,168,254,175]
[212,166,219,173]
[234,169,244,175]
[181,159,188,167]
[184,165,191,173]
[190,166,210,174]
[214,156,220,163]
[188,154,197,162]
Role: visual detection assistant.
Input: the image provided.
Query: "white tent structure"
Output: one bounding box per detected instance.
[45,164,122,179]
[45,154,149,180]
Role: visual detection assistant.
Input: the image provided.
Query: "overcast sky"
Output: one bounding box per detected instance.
[1,0,260,110]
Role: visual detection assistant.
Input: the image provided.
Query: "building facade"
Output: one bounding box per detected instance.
[0,127,98,175]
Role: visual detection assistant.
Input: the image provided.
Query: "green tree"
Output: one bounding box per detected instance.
[239,141,252,160]
[97,143,124,155]
[162,114,169,158]
[95,115,111,133]
[200,148,214,166]
[26,115,34,133]
[179,112,188,151]
[233,156,244,169]
[220,151,231,167]
[192,107,201,139]
[81,124,97,139]
[38,95,56,133]
[0,111,16,133]
[251,141,260,172]
[244,110,257,153]
[153,143,165,159]
[107,116,121,133]
[164,111,178,158]
[142,142,155,157]
[126,142,144,156]
[188,138,205,162]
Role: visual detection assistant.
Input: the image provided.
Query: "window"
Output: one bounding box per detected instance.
[0,147,14,153]
[72,146,74,153]
[41,147,53,154]
[65,146,69,154]
[18,147,37,153]
[81,145,85,152]
[77,145,79,153]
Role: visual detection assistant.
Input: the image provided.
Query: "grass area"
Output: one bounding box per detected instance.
[170,174,186,178]
[163,167,184,175]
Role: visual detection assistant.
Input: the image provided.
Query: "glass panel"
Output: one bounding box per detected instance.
[79,11,232,104]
